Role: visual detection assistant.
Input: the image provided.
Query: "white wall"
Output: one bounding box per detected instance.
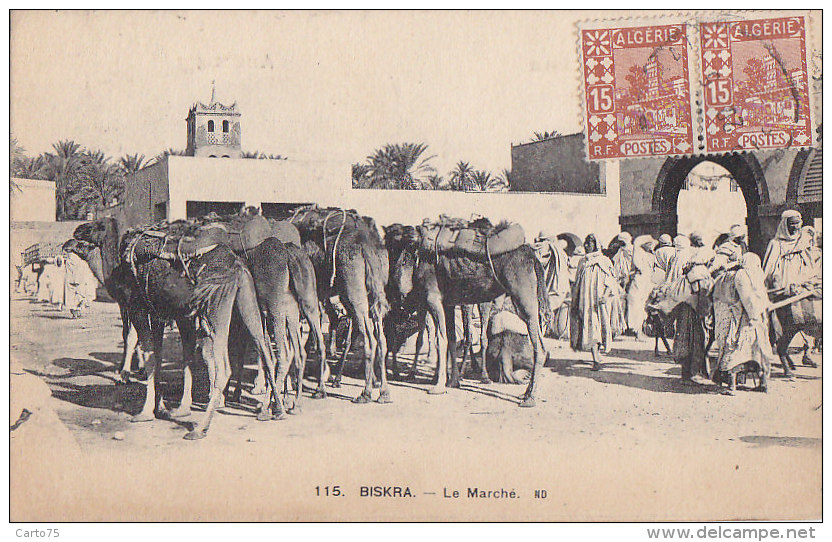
[10,177,56,222]
[167,157,621,242]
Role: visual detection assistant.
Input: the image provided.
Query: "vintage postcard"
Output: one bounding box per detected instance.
[8,10,822,527]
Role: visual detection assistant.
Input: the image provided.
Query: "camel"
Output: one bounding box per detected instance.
[73,218,282,440]
[197,214,329,402]
[62,238,151,382]
[287,206,391,404]
[389,220,551,406]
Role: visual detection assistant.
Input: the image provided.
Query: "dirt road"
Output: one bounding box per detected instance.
[10,294,822,521]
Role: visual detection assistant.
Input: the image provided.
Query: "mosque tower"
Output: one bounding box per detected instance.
[185,83,242,158]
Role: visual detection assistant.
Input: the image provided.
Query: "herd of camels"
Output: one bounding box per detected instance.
[67,206,550,440]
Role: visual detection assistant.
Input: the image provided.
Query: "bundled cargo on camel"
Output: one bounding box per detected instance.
[418,215,526,259]
[123,214,301,267]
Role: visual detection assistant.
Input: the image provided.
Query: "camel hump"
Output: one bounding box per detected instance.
[268,219,302,247]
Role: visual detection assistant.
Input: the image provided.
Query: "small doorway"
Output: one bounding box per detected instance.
[185,200,244,219]
[260,202,314,220]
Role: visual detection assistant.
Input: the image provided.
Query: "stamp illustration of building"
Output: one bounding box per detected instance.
[700,16,813,153]
[581,24,694,160]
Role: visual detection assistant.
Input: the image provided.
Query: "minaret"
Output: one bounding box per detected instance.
[185,83,242,158]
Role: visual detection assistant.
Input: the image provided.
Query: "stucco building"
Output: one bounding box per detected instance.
[119,96,625,244]
[510,131,822,255]
[10,177,57,222]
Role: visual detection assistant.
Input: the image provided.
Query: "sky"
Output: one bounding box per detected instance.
[11,10,591,176]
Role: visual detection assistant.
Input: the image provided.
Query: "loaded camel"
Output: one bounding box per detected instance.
[389,217,551,406]
[383,224,490,383]
[195,214,329,404]
[73,218,282,439]
[286,206,391,404]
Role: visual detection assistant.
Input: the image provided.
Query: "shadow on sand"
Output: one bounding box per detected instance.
[547,355,720,395]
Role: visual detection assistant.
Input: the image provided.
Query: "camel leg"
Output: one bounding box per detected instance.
[236,276,284,422]
[447,305,461,388]
[302,302,329,398]
[184,289,241,439]
[374,314,391,403]
[171,318,197,418]
[512,292,546,408]
[478,303,492,384]
[119,323,140,383]
[406,310,427,381]
[661,336,673,354]
[265,313,289,420]
[351,307,378,404]
[323,300,341,360]
[499,338,515,384]
[427,292,448,395]
[330,318,353,388]
[286,306,306,413]
[132,317,165,422]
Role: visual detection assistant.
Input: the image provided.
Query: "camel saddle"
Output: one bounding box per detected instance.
[418,218,525,258]
[129,216,303,264]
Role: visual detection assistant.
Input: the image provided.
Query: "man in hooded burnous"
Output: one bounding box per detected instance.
[653,234,675,285]
[570,234,620,370]
[711,254,777,394]
[763,210,818,294]
[533,230,570,338]
[611,232,637,335]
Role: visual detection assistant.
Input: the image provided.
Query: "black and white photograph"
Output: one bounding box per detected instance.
[8,9,823,526]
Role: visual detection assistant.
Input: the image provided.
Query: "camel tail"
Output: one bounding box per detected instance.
[533,257,553,333]
[363,246,390,321]
[188,259,247,337]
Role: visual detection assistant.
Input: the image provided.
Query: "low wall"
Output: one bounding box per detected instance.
[10,221,86,267]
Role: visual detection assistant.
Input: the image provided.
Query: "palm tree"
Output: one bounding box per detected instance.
[469,170,508,192]
[423,173,449,190]
[10,136,26,193]
[531,130,561,142]
[18,155,49,181]
[497,168,513,191]
[448,161,474,191]
[364,142,436,190]
[71,150,124,214]
[119,153,146,174]
[243,150,288,160]
[149,148,186,165]
[44,140,82,219]
[468,170,492,192]
[351,163,372,188]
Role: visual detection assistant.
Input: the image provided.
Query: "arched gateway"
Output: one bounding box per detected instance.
[651,154,770,255]
[618,144,820,258]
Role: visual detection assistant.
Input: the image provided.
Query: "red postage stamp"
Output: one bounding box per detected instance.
[580,23,695,160]
[699,16,813,153]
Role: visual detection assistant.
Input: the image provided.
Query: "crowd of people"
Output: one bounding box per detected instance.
[15,243,98,319]
[533,210,822,394]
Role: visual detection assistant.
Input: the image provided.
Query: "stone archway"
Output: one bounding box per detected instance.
[651,154,770,255]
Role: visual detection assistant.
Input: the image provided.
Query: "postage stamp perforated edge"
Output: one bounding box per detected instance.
[575,10,819,161]
[576,13,700,162]
[692,10,819,155]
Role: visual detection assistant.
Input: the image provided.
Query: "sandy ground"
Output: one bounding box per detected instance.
[9,292,822,522]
